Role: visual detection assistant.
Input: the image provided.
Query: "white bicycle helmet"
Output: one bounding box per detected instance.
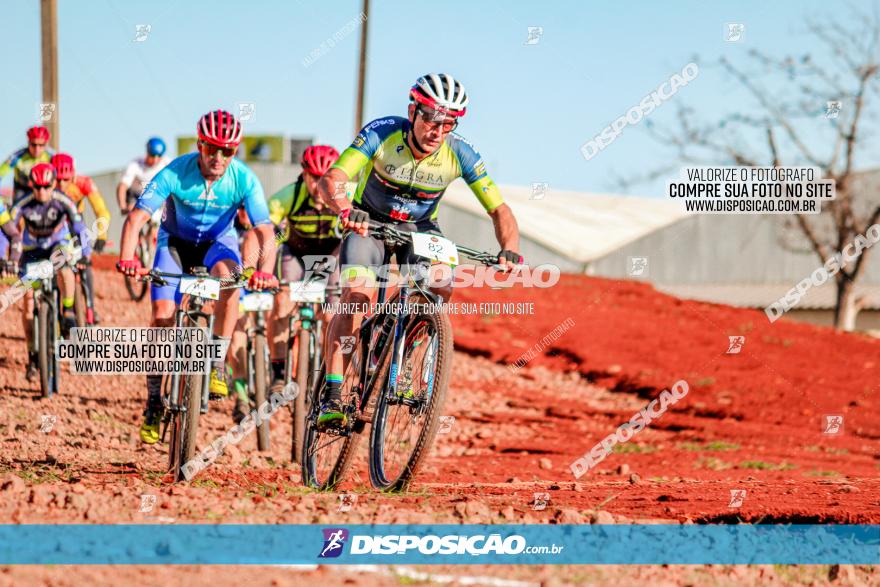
[409,73,469,117]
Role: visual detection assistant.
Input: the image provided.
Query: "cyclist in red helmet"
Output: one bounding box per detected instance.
[117,109,278,444]
[265,145,345,394]
[9,163,93,380]
[0,126,55,265]
[0,126,55,203]
[52,153,112,324]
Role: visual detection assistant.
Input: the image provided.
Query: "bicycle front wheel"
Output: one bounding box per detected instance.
[125,238,150,302]
[253,332,270,452]
[291,328,310,464]
[37,297,56,399]
[368,299,453,492]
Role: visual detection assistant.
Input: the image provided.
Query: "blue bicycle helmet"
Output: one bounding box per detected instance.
[146,137,166,156]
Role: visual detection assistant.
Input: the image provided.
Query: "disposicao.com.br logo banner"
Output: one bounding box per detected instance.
[0,524,875,565]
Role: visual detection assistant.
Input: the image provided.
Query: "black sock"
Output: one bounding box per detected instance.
[271,359,285,382]
[146,375,162,411]
[325,382,342,404]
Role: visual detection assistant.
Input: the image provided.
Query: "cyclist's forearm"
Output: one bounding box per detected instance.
[253,223,278,274]
[317,168,350,213]
[116,183,129,210]
[489,203,520,252]
[119,209,150,260]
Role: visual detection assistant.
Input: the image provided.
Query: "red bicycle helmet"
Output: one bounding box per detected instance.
[30,162,56,187]
[51,153,76,180]
[300,145,339,176]
[197,109,243,149]
[27,126,51,143]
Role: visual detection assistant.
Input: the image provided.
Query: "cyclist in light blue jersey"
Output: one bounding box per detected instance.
[117,110,279,444]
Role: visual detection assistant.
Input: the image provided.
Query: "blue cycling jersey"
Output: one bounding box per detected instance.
[135,153,270,244]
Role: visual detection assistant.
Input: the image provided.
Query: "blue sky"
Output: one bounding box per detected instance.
[1,0,867,196]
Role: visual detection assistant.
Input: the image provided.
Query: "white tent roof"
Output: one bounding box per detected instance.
[442,182,689,263]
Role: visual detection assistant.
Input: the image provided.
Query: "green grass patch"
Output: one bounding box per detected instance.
[694,377,716,387]
[738,460,796,471]
[805,470,841,477]
[678,441,740,452]
[693,457,733,471]
[612,443,657,454]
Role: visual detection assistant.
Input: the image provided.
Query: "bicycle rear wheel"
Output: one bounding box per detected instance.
[301,342,382,490]
[368,298,453,492]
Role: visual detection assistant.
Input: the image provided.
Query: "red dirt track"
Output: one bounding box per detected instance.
[0,267,877,529]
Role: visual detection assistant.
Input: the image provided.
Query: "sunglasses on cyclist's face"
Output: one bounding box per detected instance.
[29,142,47,149]
[33,183,54,191]
[199,140,236,159]
[417,108,457,132]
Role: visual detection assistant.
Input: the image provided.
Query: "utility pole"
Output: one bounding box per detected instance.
[40,0,59,149]
[354,0,369,134]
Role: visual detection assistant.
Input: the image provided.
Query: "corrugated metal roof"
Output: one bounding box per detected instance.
[442,183,688,264]
[656,283,880,310]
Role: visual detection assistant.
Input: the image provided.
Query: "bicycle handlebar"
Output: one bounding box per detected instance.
[363,220,500,267]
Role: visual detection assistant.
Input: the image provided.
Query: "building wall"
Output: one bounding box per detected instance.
[588,214,880,285]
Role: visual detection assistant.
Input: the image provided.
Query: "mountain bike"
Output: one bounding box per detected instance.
[137,266,247,481]
[301,221,498,491]
[280,272,342,465]
[25,259,64,398]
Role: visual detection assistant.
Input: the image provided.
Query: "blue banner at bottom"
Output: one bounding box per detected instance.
[0,524,876,565]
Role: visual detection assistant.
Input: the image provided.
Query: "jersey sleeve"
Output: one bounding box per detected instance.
[79,176,111,239]
[331,117,397,179]
[58,194,92,257]
[0,150,21,179]
[450,136,504,212]
[267,183,297,225]
[119,160,139,186]
[241,167,270,227]
[134,165,172,215]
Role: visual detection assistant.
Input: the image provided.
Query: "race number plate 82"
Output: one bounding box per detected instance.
[411,232,459,265]
[179,276,220,300]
